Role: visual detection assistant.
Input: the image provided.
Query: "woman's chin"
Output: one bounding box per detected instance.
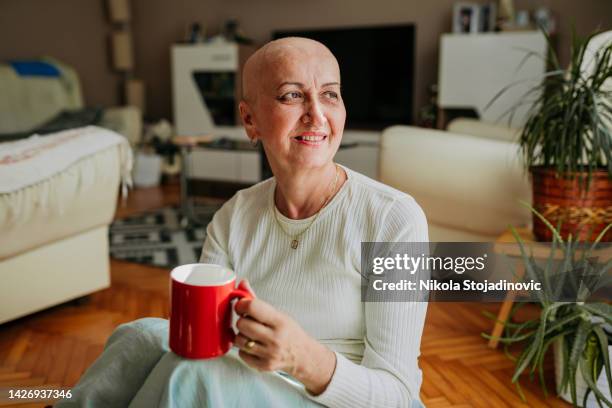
[287,145,339,164]
[288,155,334,170]
[296,146,338,161]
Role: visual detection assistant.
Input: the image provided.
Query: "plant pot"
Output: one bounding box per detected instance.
[554,338,612,407]
[531,167,612,242]
[133,152,163,188]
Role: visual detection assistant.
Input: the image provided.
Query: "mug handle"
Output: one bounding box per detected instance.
[227,289,253,340]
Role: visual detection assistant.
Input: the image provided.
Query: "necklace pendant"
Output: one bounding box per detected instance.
[291,239,299,249]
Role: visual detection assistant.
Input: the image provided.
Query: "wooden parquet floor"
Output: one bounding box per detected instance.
[0,184,571,407]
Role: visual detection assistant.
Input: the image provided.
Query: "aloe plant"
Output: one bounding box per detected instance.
[488,29,612,183]
[483,205,612,407]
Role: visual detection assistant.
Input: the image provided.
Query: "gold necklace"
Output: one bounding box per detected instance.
[273,164,340,249]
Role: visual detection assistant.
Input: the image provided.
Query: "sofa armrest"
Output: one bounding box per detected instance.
[447,118,520,143]
[379,125,531,239]
[101,106,142,147]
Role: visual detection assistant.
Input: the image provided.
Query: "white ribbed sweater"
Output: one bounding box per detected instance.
[200,166,428,407]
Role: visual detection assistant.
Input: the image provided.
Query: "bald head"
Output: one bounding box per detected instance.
[241,37,340,103]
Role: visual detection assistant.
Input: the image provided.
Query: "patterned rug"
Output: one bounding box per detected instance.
[109,204,222,269]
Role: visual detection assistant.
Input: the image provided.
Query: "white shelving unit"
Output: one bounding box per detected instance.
[438,31,547,128]
[172,42,243,135]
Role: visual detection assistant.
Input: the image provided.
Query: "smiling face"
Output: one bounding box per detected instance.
[239,38,346,174]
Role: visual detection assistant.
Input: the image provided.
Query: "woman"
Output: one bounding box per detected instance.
[201,37,429,407]
[60,37,428,408]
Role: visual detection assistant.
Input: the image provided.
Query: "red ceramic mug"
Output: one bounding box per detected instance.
[169,263,252,359]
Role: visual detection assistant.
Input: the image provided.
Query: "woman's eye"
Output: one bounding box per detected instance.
[279,92,302,101]
[324,91,339,99]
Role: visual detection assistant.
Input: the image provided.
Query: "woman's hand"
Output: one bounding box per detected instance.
[234,280,337,395]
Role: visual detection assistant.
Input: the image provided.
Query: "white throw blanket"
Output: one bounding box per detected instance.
[55,318,323,408]
[0,126,132,194]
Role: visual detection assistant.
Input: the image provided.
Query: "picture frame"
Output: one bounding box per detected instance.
[479,3,497,32]
[452,3,480,34]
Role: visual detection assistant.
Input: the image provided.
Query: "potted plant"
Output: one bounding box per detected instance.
[484,207,612,407]
[492,30,612,241]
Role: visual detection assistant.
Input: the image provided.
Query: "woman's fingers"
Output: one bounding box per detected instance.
[234,333,259,354]
[236,337,285,376]
[236,315,275,344]
[237,279,256,296]
[234,333,274,358]
[234,298,283,328]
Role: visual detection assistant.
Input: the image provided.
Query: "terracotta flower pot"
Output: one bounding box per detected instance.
[531,167,612,242]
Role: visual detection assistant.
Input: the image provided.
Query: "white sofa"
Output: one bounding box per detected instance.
[0,127,132,324]
[379,125,531,241]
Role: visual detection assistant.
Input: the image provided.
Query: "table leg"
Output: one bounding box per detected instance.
[179,146,192,227]
[488,263,525,349]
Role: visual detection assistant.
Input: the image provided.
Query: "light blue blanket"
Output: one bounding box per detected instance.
[56,318,323,408]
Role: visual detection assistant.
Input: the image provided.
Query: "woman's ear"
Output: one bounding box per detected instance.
[239,101,257,140]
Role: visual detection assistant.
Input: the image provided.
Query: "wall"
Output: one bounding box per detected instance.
[1,0,611,122]
[0,0,118,107]
[131,0,457,121]
[134,0,612,122]
[131,0,219,121]
[514,0,612,65]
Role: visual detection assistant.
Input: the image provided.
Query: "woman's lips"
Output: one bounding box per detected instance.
[293,134,328,146]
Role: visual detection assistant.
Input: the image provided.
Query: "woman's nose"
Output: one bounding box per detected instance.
[301,99,326,127]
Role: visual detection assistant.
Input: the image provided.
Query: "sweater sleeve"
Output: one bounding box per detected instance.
[309,196,429,408]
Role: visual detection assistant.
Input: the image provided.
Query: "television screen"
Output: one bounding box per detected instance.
[273,24,415,130]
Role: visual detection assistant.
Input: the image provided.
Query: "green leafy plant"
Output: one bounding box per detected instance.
[483,205,612,407]
[488,29,612,182]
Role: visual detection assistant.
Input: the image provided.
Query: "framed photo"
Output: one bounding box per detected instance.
[453,3,480,34]
[479,3,497,32]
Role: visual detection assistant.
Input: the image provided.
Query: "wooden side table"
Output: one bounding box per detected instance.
[172,135,214,227]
